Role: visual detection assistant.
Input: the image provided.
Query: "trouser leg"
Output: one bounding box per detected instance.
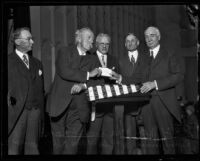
[50,111,66,154]
[151,96,175,154]
[125,115,137,154]
[8,109,27,155]
[63,100,85,154]
[86,117,103,154]
[141,104,159,154]
[24,108,40,155]
[101,114,114,154]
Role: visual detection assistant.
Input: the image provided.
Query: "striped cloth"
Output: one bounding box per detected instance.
[87,84,140,101]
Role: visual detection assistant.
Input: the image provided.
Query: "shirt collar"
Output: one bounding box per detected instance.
[15,49,29,60]
[150,44,160,58]
[77,46,86,56]
[128,50,138,61]
[97,50,107,58]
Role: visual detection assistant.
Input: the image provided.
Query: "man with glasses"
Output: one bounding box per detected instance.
[8,27,44,154]
[86,33,120,154]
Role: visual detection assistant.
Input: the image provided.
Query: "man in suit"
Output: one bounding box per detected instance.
[46,27,101,154]
[118,33,149,154]
[140,26,184,154]
[86,33,120,154]
[8,27,44,154]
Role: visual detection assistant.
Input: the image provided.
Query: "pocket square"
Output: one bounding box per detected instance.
[38,69,42,76]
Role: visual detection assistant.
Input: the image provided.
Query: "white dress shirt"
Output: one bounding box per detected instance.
[149,44,160,59]
[15,49,29,69]
[149,45,160,90]
[128,50,138,63]
[97,50,107,67]
[77,46,86,56]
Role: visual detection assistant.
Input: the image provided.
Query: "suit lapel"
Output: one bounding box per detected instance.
[70,46,83,69]
[29,56,37,80]
[120,54,134,76]
[107,54,112,68]
[12,52,30,78]
[95,52,102,67]
[133,51,140,72]
[151,47,164,69]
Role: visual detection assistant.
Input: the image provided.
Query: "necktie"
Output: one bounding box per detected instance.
[149,50,154,65]
[130,55,135,67]
[148,51,154,78]
[102,55,106,67]
[23,54,29,67]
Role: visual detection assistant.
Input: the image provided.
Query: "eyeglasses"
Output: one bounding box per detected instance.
[16,37,34,41]
[99,43,110,46]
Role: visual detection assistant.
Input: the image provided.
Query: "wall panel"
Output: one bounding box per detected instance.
[31,5,155,94]
[40,6,53,93]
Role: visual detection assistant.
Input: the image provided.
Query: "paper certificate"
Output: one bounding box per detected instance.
[99,67,112,77]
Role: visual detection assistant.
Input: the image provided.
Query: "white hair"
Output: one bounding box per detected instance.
[75,27,94,44]
[144,26,161,39]
[96,33,111,44]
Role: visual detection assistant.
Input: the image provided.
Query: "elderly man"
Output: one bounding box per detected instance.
[86,33,120,154]
[140,26,184,154]
[8,27,44,154]
[46,27,101,154]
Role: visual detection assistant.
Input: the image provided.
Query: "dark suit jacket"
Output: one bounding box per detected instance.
[88,52,120,85]
[148,45,184,122]
[8,51,44,135]
[119,49,149,85]
[46,45,98,120]
[88,52,120,116]
[119,49,149,115]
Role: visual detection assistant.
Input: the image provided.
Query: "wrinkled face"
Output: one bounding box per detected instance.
[125,35,139,51]
[15,30,34,52]
[96,36,110,55]
[80,30,94,51]
[144,28,160,49]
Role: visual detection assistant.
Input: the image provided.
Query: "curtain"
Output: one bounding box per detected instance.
[30,5,155,93]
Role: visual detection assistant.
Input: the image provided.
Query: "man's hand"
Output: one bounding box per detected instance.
[140,81,156,93]
[110,70,121,80]
[89,68,102,78]
[71,83,87,94]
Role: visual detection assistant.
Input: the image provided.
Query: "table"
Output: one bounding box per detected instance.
[92,92,150,154]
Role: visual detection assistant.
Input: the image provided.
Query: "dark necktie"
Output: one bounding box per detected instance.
[23,54,29,67]
[130,55,135,67]
[149,50,154,65]
[102,55,106,67]
[148,51,154,78]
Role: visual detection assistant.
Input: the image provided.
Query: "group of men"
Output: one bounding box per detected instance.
[8,26,184,155]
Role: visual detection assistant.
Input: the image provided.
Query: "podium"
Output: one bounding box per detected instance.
[92,92,150,154]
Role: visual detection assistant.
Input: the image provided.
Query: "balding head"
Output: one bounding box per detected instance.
[144,26,161,49]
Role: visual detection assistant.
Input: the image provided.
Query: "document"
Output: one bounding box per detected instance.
[99,67,113,77]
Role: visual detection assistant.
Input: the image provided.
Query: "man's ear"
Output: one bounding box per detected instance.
[14,39,21,45]
[137,40,140,46]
